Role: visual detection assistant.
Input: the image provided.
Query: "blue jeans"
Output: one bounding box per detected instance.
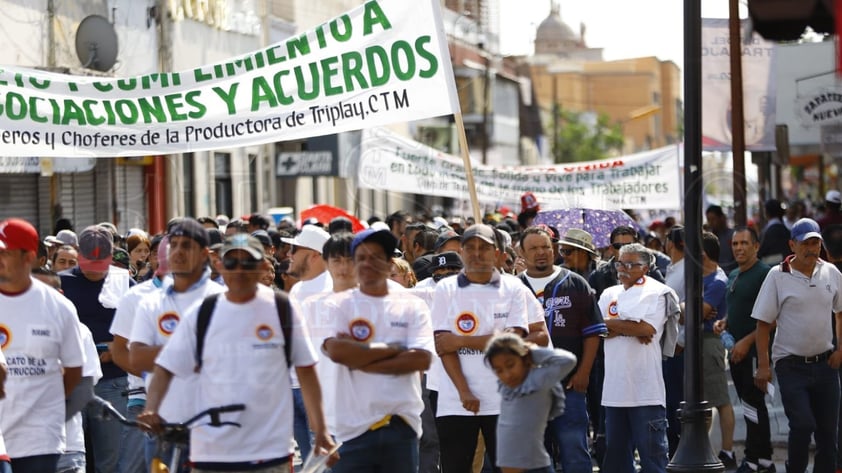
[117,403,147,473]
[603,405,668,473]
[775,357,840,473]
[56,451,86,473]
[83,377,128,473]
[10,454,59,473]
[331,416,419,473]
[292,388,312,462]
[0,461,10,473]
[546,390,592,473]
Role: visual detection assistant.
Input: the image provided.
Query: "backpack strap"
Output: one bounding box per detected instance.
[194,291,293,373]
[274,291,293,369]
[194,293,221,373]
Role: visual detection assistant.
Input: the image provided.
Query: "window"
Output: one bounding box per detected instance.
[214,152,232,217]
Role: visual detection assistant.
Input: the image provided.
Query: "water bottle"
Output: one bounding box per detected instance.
[720,331,736,351]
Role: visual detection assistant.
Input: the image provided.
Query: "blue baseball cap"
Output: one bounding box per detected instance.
[790,218,822,242]
[350,229,397,257]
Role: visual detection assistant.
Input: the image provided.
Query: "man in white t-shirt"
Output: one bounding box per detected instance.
[129,219,223,469]
[0,218,85,473]
[322,228,434,473]
[109,234,169,473]
[139,234,334,473]
[430,224,537,473]
[597,243,679,473]
[281,224,331,461]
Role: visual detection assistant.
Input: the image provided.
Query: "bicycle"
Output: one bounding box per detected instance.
[87,396,245,473]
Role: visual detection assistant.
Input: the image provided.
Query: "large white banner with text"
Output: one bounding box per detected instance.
[0,0,458,157]
[358,128,681,209]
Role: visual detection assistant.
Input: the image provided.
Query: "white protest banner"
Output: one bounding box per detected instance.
[701,18,776,151]
[358,128,681,210]
[0,0,459,157]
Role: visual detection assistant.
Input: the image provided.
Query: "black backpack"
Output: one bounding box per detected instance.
[194,291,292,373]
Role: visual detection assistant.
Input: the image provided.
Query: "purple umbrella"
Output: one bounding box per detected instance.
[533,208,638,249]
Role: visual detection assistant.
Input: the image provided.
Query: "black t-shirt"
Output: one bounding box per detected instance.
[538,268,606,381]
[60,267,134,380]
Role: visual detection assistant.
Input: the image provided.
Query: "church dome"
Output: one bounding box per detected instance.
[534,2,582,54]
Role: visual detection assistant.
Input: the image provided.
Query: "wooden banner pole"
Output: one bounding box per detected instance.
[453,112,483,223]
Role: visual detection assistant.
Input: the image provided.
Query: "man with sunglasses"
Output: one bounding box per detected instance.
[281,224,331,462]
[128,218,223,471]
[586,225,666,466]
[141,233,334,473]
[597,243,680,473]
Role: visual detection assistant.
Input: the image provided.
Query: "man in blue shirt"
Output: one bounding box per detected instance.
[60,225,135,473]
[701,231,737,468]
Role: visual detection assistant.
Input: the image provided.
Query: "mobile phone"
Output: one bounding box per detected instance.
[96,343,109,353]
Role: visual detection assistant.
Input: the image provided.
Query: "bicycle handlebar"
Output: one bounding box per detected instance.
[87,396,246,438]
[88,396,151,430]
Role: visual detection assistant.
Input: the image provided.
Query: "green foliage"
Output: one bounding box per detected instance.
[551,108,624,163]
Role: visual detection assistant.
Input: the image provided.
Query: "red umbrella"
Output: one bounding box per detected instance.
[300,205,365,232]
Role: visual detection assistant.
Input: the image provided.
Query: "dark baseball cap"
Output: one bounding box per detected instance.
[350,229,397,257]
[168,218,209,248]
[461,224,496,245]
[220,234,265,260]
[434,230,461,251]
[433,251,464,270]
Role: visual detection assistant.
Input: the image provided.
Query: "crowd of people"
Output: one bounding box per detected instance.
[1,189,842,473]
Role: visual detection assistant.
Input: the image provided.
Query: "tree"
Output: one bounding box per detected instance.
[551,108,624,163]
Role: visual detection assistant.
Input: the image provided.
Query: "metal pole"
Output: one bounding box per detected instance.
[667,0,724,469]
[729,0,747,227]
[481,42,490,165]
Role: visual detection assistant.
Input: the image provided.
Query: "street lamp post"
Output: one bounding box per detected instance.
[667,0,725,470]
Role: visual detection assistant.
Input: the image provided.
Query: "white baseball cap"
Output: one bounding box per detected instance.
[280,225,330,254]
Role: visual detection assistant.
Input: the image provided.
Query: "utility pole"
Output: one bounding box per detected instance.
[729,0,747,227]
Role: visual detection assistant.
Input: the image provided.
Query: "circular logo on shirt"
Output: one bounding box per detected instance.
[455,312,478,335]
[349,318,375,342]
[607,301,619,319]
[157,312,180,335]
[256,324,274,341]
[0,324,10,349]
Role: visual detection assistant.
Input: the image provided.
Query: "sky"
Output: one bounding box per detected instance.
[498,0,746,65]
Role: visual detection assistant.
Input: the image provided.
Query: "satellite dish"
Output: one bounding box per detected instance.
[75,15,118,72]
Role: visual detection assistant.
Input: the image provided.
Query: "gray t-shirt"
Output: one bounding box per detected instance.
[495,347,577,469]
[752,260,842,362]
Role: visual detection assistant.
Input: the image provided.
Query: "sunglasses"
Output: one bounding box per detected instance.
[222,257,260,271]
[612,242,630,250]
[560,248,577,256]
[613,261,647,270]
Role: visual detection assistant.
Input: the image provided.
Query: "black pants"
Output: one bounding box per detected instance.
[436,415,500,473]
[730,352,773,462]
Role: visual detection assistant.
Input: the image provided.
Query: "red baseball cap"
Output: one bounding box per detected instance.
[0,218,39,253]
